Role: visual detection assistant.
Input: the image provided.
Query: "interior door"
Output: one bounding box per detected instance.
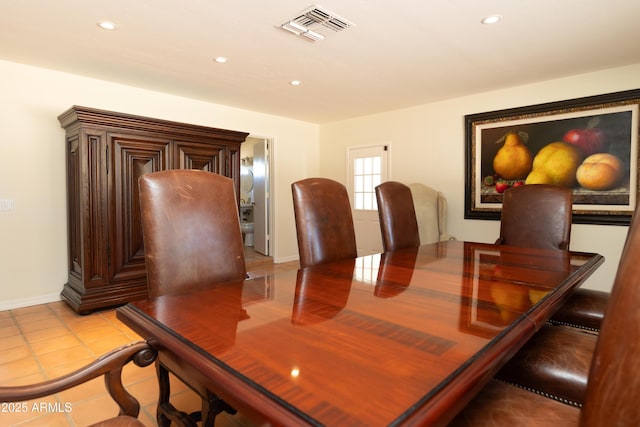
[253,139,269,255]
[347,144,389,256]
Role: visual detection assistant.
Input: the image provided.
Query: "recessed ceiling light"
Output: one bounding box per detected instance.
[214,57,228,63]
[481,15,502,25]
[97,21,117,30]
[290,80,301,86]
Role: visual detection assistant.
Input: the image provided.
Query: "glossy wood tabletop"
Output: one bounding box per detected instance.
[117,240,603,427]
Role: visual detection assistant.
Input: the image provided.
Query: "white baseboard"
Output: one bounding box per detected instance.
[0,293,62,311]
[273,254,299,264]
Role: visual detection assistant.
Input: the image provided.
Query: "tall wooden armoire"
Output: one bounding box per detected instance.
[59,106,249,313]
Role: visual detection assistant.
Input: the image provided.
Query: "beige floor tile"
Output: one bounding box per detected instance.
[12,412,72,427]
[22,325,71,344]
[0,324,21,339]
[37,344,95,369]
[0,357,42,382]
[0,396,60,426]
[125,375,160,406]
[0,344,32,365]
[15,314,64,333]
[66,393,121,426]
[0,316,16,328]
[63,314,111,332]
[29,333,83,356]
[2,334,27,350]
[10,304,52,318]
[12,308,56,322]
[83,333,139,355]
[122,361,156,384]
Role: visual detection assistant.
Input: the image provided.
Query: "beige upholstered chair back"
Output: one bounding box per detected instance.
[408,183,450,243]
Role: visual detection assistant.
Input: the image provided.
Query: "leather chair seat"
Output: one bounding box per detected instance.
[548,288,608,332]
[496,324,597,407]
[89,416,147,427]
[449,379,580,426]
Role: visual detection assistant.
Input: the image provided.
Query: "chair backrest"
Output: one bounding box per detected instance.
[408,183,450,243]
[580,208,640,426]
[496,184,572,250]
[291,178,357,268]
[138,170,246,298]
[375,181,421,251]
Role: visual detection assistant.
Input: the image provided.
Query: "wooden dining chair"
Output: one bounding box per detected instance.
[375,181,421,251]
[449,203,640,427]
[497,184,608,332]
[291,178,357,268]
[139,169,245,426]
[0,341,156,427]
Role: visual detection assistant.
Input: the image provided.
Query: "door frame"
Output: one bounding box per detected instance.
[346,142,391,255]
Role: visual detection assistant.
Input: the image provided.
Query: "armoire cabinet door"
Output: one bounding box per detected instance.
[67,129,109,288]
[109,134,171,283]
[174,140,225,172]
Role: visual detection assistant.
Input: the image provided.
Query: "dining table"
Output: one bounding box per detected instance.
[117,240,603,427]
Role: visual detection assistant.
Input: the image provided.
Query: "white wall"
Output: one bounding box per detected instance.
[2,58,638,309]
[0,59,318,309]
[319,63,640,292]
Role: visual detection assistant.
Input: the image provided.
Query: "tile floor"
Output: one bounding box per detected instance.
[0,248,299,427]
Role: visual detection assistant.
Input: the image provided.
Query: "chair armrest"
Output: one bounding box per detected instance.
[0,341,156,417]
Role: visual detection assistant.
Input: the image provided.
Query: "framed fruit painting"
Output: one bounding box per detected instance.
[464,89,640,225]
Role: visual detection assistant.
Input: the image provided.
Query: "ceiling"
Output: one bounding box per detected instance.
[2,1,639,124]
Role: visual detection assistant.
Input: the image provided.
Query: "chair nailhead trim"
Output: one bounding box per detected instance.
[546,319,599,333]
[497,379,582,408]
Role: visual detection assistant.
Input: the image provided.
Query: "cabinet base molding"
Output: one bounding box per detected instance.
[60,281,149,314]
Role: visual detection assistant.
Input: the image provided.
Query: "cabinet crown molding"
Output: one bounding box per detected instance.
[58,105,249,143]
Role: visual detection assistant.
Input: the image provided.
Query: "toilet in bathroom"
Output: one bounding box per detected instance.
[239,205,254,246]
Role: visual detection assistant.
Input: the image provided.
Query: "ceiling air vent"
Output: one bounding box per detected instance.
[279,5,355,42]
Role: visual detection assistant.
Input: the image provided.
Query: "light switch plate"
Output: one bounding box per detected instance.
[0,200,15,211]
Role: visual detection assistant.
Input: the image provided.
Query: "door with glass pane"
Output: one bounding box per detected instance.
[347,144,389,255]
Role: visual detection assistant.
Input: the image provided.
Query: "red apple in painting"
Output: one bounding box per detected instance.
[562,127,607,156]
[495,181,510,193]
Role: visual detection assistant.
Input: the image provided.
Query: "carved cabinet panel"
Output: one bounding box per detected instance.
[59,106,248,313]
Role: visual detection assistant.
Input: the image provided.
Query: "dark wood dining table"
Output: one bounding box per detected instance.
[117,240,603,427]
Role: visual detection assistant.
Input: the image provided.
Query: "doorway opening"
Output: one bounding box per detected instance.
[240,136,273,262]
